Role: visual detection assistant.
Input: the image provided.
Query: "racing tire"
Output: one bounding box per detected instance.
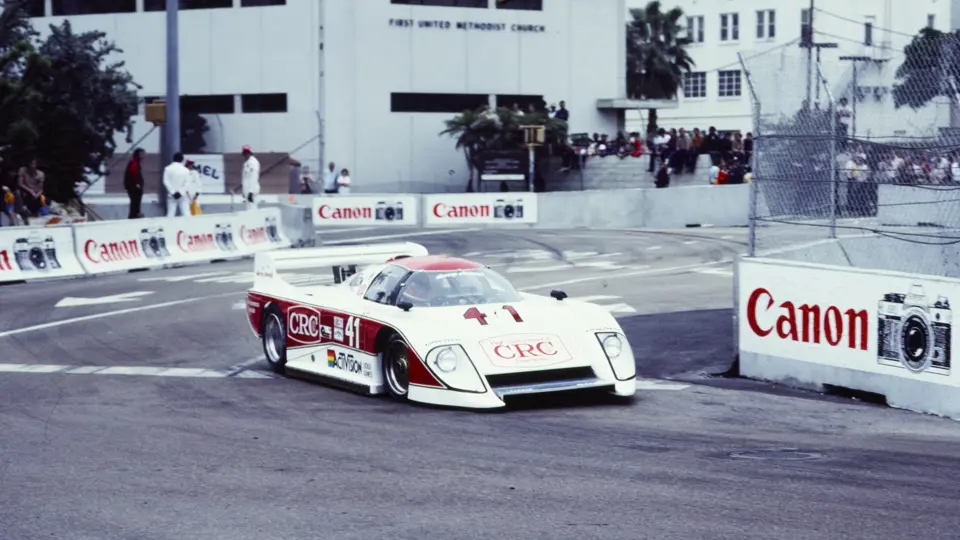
[261,306,287,374]
[382,333,411,401]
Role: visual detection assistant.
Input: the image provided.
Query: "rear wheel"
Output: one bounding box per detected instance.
[382,334,410,401]
[261,306,287,373]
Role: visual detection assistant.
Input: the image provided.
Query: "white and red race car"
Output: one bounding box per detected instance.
[245,242,636,409]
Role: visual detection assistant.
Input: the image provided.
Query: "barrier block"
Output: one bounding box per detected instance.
[423,193,537,226]
[738,256,960,420]
[73,218,178,274]
[312,195,419,227]
[0,225,86,283]
[235,207,290,252]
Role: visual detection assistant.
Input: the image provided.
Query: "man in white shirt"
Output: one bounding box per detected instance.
[324,162,338,194]
[241,145,261,210]
[163,152,191,218]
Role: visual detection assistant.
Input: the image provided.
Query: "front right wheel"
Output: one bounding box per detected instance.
[382,334,410,401]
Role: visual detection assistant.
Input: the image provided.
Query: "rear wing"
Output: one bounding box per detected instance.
[252,242,429,290]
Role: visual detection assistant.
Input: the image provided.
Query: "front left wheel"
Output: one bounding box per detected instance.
[261,306,287,373]
[382,334,411,401]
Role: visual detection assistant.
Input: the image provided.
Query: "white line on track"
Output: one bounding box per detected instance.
[314,226,380,234]
[138,271,230,282]
[322,228,483,245]
[519,260,730,291]
[646,245,662,251]
[0,291,239,339]
[0,363,274,379]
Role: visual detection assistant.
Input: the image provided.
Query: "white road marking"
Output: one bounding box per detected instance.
[603,303,638,314]
[55,291,154,308]
[567,295,637,316]
[575,260,626,270]
[519,260,729,291]
[0,363,275,379]
[0,292,239,339]
[568,295,620,302]
[683,240,699,245]
[196,273,254,283]
[315,226,379,234]
[232,301,246,310]
[721,235,735,240]
[636,379,690,391]
[138,271,230,282]
[696,268,734,277]
[322,228,483,245]
[646,245,662,251]
[506,264,571,274]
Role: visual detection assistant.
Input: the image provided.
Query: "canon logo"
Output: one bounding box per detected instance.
[318,205,373,220]
[493,341,558,359]
[288,306,322,345]
[432,203,490,219]
[746,287,868,351]
[0,250,10,271]
[177,231,216,252]
[84,239,141,264]
[241,225,267,245]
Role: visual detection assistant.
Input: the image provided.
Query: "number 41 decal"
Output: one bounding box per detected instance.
[463,305,522,326]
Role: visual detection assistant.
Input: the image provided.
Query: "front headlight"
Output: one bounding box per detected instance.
[425,345,487,393]
[596,332,635,381]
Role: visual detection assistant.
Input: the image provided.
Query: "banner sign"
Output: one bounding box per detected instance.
[423,193,538,225]
[479,150,527,182]
[313,195,419,227]
[185,154,226,193]
[0,225,85,283]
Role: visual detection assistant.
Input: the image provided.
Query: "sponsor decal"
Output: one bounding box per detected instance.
[320,325,333,340]
[362,361,373,379]
[432,202,490,219]
[876,285,951,374]
[745,287,868,351]
[327,348,363,375]
[480,334,572,368]
[425,195,533,224]
[84,239,143,264]
[315,198,410,225]
[240,225,268,245]
[0,249,11,271]
[12,234,62,272]
[287,306,323,345]
[333,316,345,342]
[176,230,217,253]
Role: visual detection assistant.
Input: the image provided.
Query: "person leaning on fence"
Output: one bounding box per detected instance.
[241,145,261,210]
[163,152,191,218]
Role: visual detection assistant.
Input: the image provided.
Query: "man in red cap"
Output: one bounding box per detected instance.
[240,145,260,210]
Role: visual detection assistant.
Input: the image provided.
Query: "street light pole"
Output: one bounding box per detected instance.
[165,0,180,163]
[840,55,871,139]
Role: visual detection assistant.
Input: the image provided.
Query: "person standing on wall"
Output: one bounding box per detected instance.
[124,148,145,219]
[241,145,261,210]
[184,158,203,216]
[163,152,191,218]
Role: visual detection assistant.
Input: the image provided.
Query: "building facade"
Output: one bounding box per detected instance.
[625,0,960,138]
[24,0,626,194]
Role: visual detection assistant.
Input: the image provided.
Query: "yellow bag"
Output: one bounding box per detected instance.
[190,199,202,215]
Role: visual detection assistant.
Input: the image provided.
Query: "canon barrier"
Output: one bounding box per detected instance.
[0,225,86,284]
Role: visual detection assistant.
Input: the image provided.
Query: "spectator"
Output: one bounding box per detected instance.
[123,148,146,219]
[18,157,46,216]
[163,152,191,217]
[184,159,202,216]
[337,168,352,194]
[951,153,960,183]
[727,157,746,184]
[241,145,261,210]
[648,128,670,172]
[704,126,723,165]
[300,165,316,194]
[287,159,302,194]
[547,103,558,118]
[837,97,852,142]
[654,159,670,188]
[554,100,569,122]
[744,132,754,164]
[708,161,720,184]
[512,103,524,116]
[324,161,339,194]
[673,128,691,173]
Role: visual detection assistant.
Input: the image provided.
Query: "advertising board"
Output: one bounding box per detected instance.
[0,225,85,283]
[423,193,538,225]
[313,195,419,227]
[185,154,226,193]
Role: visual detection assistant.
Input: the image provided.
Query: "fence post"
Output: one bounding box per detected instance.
[819,61,839,239]
[739,53,760,257]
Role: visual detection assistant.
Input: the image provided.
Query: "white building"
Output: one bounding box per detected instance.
[24,0,627,193]
[625,0,960,138]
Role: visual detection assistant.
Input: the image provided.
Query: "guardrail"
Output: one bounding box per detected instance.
[0,208,290,284]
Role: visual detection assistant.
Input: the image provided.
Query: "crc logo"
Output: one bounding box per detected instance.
[481,334,571,368]
[287,305,323,345]
[493,341,557,359]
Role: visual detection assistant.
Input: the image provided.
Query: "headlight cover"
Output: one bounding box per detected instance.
[426,345,487,393]
[596,332,635,381]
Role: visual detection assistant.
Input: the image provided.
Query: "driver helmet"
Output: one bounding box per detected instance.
[403,274,433,303]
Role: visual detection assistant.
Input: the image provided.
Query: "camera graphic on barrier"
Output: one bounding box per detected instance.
[215,223,237,251]
[14,233,61,271]
[265,216,281,243]
[375,201,404,222]
[877,284,952,375]
[140,226,171,259]
[494,198,524,219]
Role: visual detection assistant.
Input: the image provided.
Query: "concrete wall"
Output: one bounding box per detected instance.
[543,153,714,191]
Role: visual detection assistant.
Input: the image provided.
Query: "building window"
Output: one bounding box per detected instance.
[928,14,935,28]
[241,0,286,5]
[801,8,812,45]
[19,0,45,17]
[241,93,288,113]
[52,0,136,15]
[181,95,236,114]
[391,93,489,113]
[864,22,873,46]
[682,72,707,98]
[718,70,742,97]
[686,16,704,43]
[756,10,775,39]
[144,0,233,11]
[389,0,487,7]
[495,94,545,111]
[720,13,739,41]
[495,0,542,10]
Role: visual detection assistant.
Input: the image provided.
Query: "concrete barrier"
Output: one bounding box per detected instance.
[876,184,960,228]
[737,256,960,420]
[84,194,283,220]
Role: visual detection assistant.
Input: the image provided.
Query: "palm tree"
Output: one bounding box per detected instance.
[440,105,568,192]
[626,1,694,135]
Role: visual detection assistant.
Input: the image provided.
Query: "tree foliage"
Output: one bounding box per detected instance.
[893,27,960,110]
[440,105,568,191]
[0,2,140,202]
[625,1,694,133]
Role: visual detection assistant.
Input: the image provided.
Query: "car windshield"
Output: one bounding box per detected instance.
[396,267,523,307]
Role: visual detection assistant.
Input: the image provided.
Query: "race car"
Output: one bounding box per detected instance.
[245,242,636,409]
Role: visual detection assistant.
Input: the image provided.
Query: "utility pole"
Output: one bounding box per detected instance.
[804,0,815,109]
[165,0,180,164]
[839,55,871,138]
[813,42,838,106]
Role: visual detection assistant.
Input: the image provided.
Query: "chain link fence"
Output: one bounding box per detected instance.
[741,40,960,278]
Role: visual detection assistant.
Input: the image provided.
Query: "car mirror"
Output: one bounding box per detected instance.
[398,300,413,312]
[550,290,567,301]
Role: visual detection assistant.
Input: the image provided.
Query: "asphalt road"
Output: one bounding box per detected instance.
[1,226,959,540]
